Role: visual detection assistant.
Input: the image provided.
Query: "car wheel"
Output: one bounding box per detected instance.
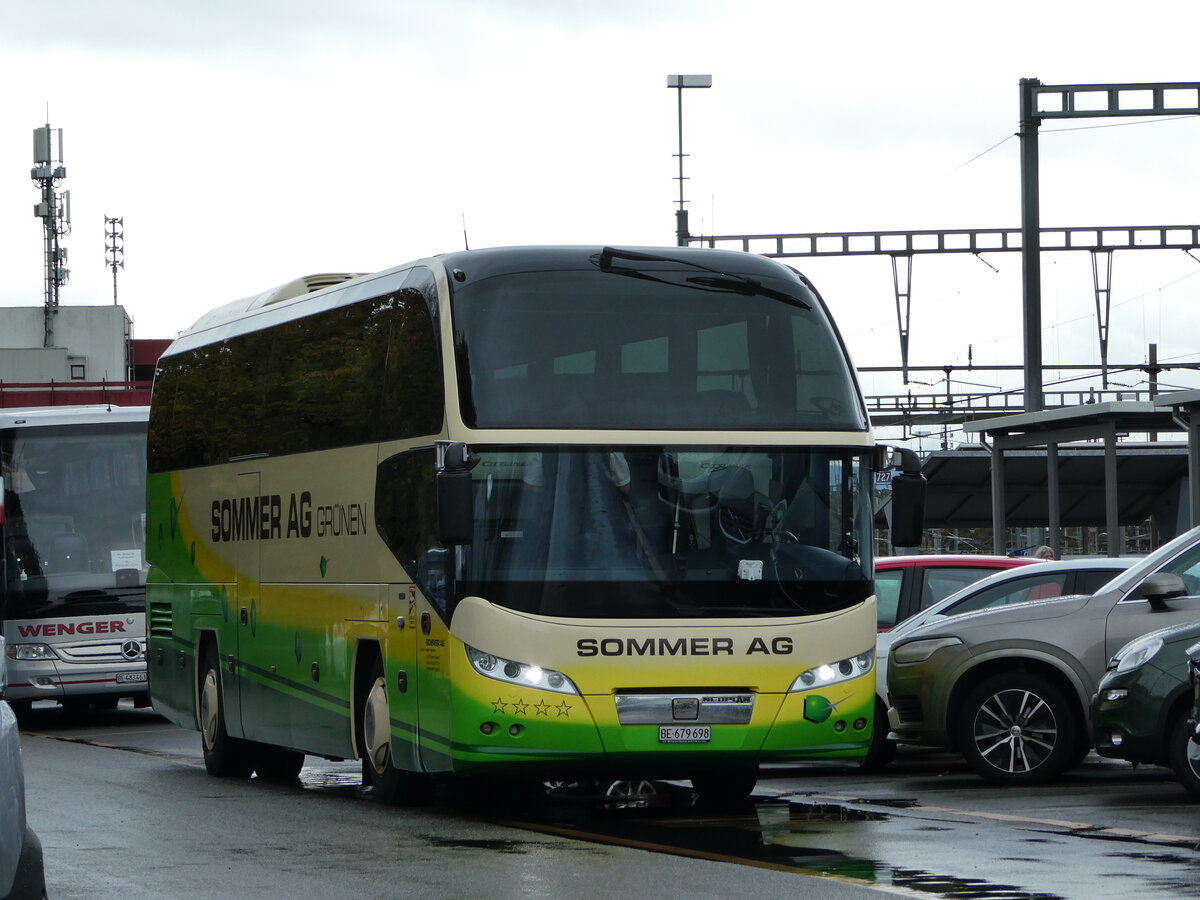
[199,643,254,778]
[359,653,431,805]
[860,698,897,771]
[1168,711,1200,798]
[957,672,1076,784]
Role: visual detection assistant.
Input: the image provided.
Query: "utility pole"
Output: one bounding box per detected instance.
[667,75,712,247]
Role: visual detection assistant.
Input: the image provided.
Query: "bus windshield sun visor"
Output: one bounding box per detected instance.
[593,247,812,309]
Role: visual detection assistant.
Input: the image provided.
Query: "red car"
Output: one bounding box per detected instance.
[874,555,1036,631]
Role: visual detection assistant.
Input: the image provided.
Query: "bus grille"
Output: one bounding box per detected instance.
[148,602,173,639]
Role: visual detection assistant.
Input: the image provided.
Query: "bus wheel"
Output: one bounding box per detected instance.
[253,744,305,783]
[199,644,253,778]
[691,766,758,810]
[360,655,430,805]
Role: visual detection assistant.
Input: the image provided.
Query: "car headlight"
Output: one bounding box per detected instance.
[6,643,59,661]
[789,648,874,692]
[1112,634,1164,674]
[465,645,578,695]
[891,636,963,665]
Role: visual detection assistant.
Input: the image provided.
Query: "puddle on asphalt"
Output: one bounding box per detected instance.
[295,771,1067,898]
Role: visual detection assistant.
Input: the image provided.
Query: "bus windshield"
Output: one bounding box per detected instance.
[451,256,868,431]
[1,421,147,621]
[449,445,872,619]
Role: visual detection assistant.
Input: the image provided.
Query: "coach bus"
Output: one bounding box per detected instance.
[1,405,150,715]
[145,246,923,804]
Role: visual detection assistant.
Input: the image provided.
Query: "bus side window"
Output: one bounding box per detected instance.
[375,448,446,616]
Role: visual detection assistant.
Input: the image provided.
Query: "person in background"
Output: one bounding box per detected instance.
[1034,545,1054,560]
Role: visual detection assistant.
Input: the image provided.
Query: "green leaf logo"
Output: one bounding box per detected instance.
[319,556,328,578]
[803,695,833,724]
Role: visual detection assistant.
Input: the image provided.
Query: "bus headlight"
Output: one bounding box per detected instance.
[465,645,578,695]
[7,643,59,661]
[789,648,874,692]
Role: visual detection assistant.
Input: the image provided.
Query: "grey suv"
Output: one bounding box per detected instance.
[887,525,1200,784]
[1,637,47,900]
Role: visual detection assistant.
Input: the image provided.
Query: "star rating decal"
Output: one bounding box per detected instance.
[532,699,551,716]
[491,698,508,714]
[554,700,571,718]
[511,699,530,715]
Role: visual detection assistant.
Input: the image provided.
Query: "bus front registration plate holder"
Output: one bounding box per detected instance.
[116,672,148,684]
[658,725,710,744]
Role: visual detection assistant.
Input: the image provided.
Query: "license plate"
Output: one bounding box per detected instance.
[116,672,147,684]
[658,725,710,744]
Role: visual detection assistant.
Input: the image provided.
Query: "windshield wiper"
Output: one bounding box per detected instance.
[595,247,811,309]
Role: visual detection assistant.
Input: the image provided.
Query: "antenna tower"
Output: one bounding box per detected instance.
[105,216,124,305]
[31,121,71,347]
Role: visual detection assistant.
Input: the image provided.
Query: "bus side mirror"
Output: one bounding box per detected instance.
[436,441,476,545]
[882,447,926,550]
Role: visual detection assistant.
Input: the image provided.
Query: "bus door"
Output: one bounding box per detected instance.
[231,470,261,741]
[382,583,423,772]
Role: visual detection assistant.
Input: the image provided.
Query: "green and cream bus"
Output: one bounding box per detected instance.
[145,245,922,804]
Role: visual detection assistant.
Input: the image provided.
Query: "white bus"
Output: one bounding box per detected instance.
[146,246,923,804]
[1,405,150,714]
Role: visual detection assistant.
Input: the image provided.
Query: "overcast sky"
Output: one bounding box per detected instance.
[4,0,1200,426]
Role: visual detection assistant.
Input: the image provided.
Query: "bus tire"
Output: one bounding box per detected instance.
[359,653,430,805]
[199,643,254,778]
[691,765,758,809]
[253,743,306,783]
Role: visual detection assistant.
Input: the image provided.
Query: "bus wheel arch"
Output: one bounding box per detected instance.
[198,638,254,778]
[353,641,431,805]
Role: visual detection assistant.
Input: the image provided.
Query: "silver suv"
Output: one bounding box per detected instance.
[1,637,47,900]
[887,525,1200,784]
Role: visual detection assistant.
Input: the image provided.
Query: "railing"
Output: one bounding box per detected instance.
[0,380,153,409]
[866,387,1151,420]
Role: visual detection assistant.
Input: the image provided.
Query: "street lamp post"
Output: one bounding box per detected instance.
[667,74,712,247]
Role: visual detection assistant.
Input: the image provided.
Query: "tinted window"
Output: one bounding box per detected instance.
[1074,568,1123,595]
[874,569,904,628]
[920,567,1001,610]
[452,265,866,431]
[149,269,442,472]
[947,573,1069,616]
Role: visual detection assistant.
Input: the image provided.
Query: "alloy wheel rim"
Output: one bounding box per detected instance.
[972,687,1058,774]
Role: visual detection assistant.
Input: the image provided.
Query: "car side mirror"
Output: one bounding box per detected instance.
[1140,572,1187,611]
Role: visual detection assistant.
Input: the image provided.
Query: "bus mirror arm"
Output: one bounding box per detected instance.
[436,441,477,545]
[878,445,926,550]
